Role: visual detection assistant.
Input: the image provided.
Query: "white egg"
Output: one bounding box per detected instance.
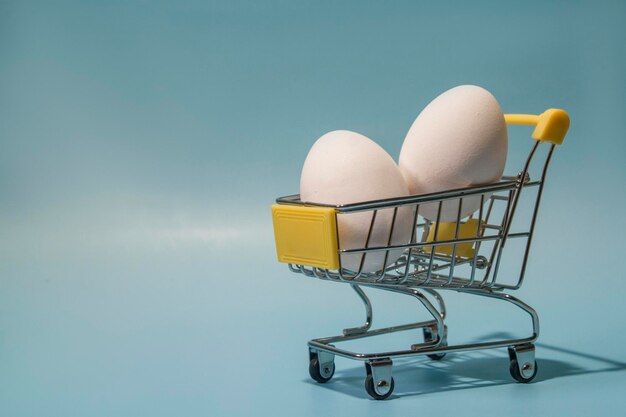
[399,85,508,222]
[300,130,414,273]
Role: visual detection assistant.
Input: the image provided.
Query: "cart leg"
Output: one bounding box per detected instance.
[309,349,335,383]
[422,288,446,320]
[508,343,537,383]
[420,289,448,359]
[364,359,394,400]
[343,285,373,336]
[380,287,446,352]
[462,289,539,341]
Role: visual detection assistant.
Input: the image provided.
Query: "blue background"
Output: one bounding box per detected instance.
[1,1,625,416]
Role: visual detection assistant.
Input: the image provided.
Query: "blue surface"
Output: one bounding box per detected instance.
[1,1,625,416]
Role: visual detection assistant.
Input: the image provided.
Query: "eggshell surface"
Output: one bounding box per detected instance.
[300,130,414,272]
[399,85,508,221]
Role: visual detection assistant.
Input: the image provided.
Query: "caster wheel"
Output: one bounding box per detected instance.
[309,355,335,383]
[364,374,394,400]
[509,358,538,383]
[423,326,447,360]
[427,349,447,361]
[508,344,537,383]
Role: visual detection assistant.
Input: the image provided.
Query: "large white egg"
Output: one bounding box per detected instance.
[300,130,414,273]
[399,85,508,222]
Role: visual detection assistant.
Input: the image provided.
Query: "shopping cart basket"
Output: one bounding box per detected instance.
[271,108,570,399]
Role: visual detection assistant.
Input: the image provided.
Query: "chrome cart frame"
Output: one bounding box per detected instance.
[272,109,569,399]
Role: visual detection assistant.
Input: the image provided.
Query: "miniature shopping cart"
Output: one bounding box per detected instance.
[271,109,570,400]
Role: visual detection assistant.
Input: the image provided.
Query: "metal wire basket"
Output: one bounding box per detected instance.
[271,109,569,399]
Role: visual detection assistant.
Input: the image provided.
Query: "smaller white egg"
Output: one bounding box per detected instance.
[300,130,414,273]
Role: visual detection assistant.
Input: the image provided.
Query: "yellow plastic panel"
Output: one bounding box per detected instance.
[424,219,481,258]
[531,109,570,145]
[272,204,339,270]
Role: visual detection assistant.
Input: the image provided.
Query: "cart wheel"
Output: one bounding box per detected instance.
[427,347,447,361]
[423,325,448,360]
[508,344,537,383]
[309,355,335,383]
[364,359,394,400]
[509,358,538,383]
[365,374,394,400]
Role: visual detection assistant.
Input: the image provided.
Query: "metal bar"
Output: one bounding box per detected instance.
[376,207,398,282]
[308,336,537,362]
[482,189,514,286]
[447,198,463,285]
[340,233,527,254]
[307,288,539,362]
[423,288,446,320]
[501,140,540,246]
[468,194,485,287]
[482,224,503,230]
[311,319,439,347]
[275,181,541,212]
[338,210,377,280]
[343,285,373,336]
[514,144,556,289]
[401,204,420,284]
[382,285,445,343]
[338,181,538,212]
[461,288,539,338]
[334,210,345,280]
[425,202,443,285]
[358,210,379,277]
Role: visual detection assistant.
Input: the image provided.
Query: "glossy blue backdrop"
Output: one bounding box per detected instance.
[1,1,625,416]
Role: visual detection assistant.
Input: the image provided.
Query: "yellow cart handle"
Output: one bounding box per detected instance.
[504,109,570,145]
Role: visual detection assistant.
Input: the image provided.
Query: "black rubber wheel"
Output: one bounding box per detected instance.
[509,358,538,383]
[309,356,335,383]
[364,374,394,400]
[427,349,447,361]
[423,328,447,361]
